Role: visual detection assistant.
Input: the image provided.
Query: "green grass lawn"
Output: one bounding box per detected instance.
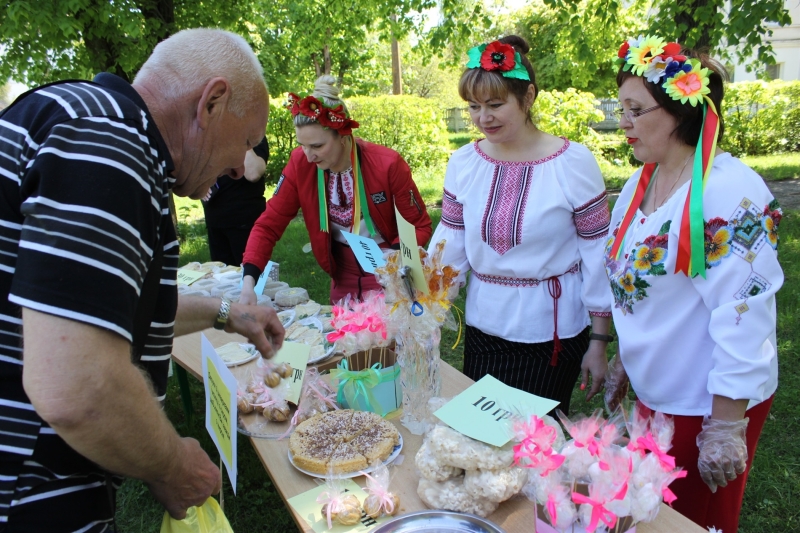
[119,195,800,532]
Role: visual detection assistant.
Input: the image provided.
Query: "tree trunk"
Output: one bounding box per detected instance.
[390,15,402,95]
[675,0,713,52]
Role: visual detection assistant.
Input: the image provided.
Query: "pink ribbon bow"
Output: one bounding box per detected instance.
[362,471,396,515]
[636,433,676,471]
[662,470,688,506]
[316,490,345,529]
[572,493,617,533]
[546,495,560,526]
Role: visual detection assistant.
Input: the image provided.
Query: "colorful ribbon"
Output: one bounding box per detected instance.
[662,470,688,506]
[330,360,399,416]
[361,471,397,515]
[571,493,618,532]
[636,433,676,471]
[316,490,345,530]
[317,139,375,236]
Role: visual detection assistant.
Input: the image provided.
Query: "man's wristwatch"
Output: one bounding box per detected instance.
[589,333,615,342]
[214,298,232,330]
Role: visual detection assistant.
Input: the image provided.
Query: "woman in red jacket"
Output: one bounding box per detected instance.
[240,76,432,304]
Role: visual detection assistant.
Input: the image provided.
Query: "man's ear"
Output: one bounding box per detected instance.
[196,77,231,129]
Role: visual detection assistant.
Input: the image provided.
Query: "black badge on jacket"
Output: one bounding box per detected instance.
[371,191,387,204]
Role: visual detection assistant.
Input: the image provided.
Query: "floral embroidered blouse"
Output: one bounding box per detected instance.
[606,152,783,416]
[430,139,612,343]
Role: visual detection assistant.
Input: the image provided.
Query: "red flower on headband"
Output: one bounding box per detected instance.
[317,105,360,136]
[480,41,516,72]
[299,96,323,118]
[662,42,682,57]
[618,42,630,59]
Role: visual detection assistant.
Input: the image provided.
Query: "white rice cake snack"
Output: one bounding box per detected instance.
[427,425,515,471]
[463,467,528,503]
[415,440,463,482]
[417,477,499,518]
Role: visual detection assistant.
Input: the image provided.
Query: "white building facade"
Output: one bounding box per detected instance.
[731,0,800,81]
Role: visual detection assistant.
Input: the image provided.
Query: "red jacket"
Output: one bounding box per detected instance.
[242,139,432,279]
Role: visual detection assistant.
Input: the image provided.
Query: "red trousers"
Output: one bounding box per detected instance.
[639,397,773,532]
[329,241,382,304]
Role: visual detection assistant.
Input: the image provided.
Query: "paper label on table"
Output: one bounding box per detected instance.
[394,205,428,295]
[176,268,206,286]
[241,260,276,294]
[201,334,237,493]
[433,374,560,447]
[340,231,386,274]
[272,341,311,404]
[287,479,392,532]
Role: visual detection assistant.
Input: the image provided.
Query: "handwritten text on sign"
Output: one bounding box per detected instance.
[201,334,238,492]
[433,374,560,447]
[394,205,428,295]
[176,268,206,286]
[272,341,311,404]
[341,231,386,274]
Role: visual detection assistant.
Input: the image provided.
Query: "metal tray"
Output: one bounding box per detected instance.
[370,510,507,533]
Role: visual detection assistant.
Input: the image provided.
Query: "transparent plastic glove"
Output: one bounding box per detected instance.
[696,415,749,493]
[603,355,629,414]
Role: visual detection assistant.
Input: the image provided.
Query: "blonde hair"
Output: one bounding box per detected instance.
[293,75,350,130]
[134,28,267,117]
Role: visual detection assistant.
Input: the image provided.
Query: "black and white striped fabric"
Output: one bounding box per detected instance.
[0,73,178,531]
[463,325,590,415]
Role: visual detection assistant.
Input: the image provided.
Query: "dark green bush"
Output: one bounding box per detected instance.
[264,100,295,184]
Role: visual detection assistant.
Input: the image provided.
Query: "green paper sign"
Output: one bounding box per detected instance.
[201,334,237,492]
[272,341,311,404]
[433,374,560,447]
[176,268,206,286]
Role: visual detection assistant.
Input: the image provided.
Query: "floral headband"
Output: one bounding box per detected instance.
[466,41,530,81]
[285,93,359,137]
[616,35,710,106]
[611,35,721,279]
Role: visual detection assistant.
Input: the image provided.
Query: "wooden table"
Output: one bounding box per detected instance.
[172,329,706,533]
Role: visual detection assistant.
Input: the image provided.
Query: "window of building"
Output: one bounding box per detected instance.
[765,62,782,80]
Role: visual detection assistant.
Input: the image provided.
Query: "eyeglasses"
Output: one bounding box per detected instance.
[614,105,661,123]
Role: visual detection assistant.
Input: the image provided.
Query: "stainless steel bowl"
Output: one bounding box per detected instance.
[370,510,508,533]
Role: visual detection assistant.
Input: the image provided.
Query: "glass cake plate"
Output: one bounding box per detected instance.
[288,434,403,479]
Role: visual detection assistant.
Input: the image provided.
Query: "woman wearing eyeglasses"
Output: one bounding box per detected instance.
[603,37,783,531]
[430,36,613,415]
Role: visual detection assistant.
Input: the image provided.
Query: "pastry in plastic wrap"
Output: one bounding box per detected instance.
[417,477,499,518]
[275,287,309,307]
[415,440,463,482]
[427,425,515,470]
[263,281,289,298]
[463,467,529,503]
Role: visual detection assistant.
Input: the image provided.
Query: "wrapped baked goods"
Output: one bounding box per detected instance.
[210,282,238,298]
[316,474,362,529]
[463,466,528,503]
[362,462,400,518]
[415,440,463,482]
[263,281,289,298]
[418,477,499,518]
[427,425,515,470]
[275,287,309,307]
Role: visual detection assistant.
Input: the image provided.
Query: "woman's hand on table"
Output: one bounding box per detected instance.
[239,276,258,306]
[603,353,629,412]
[226,303,285,358]
[581,341,608,401]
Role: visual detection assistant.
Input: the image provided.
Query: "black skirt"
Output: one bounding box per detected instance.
[463,325,590,415]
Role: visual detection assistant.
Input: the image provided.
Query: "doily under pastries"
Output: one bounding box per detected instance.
[275,287,310,307]
[417,477,499,518]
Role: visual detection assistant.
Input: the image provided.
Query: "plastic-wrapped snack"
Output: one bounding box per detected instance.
[427,425,515,471]
[415,439,463,482]
[417,477,499,518]
[463,467,528,503]
[236,387,256,414]
[262,382,292,422]
[210,282,239,298]
[192,278,219,292]
[256,294,273,308]
[263,281,289,298]
[362,462,400,518]
[280,368,338,440]
[275,287,309,307]
[316,475,362,529]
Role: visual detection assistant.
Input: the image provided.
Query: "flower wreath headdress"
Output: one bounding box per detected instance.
[285,92,375,237]
[609,35,720,279]
[465,40,531,81]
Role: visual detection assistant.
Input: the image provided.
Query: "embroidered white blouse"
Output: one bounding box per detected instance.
[430,139,612,344]
[327,167,384,245]
[605,153,783,416]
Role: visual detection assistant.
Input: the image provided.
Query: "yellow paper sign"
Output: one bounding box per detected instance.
[272,341,311,404]
[201,334,237,492]
[176,268,206,286]
[287,479,391,532]
[394,205,428,295]
[434,374,560,447]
